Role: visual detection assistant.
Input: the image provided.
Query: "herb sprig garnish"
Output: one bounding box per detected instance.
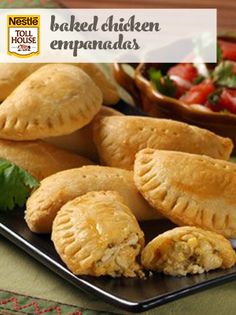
[0,159,39,211]
[149,68,176,97]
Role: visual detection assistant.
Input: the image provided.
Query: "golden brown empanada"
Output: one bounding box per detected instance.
[25,165,161,233]
[0,139,93,180]
[134,148,236,238]
[0,64,102,140]
[93,116,233,170]
[96,105,123,117]
[0,63,119,105]
[52,191,144,277]
[0,63,42,101]
[141,226,236,276]
[45,106,123,161]
[75,63,119,105]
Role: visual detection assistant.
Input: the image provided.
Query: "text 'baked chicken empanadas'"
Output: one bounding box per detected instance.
[25,165,161,234]
[52,191,144,277]
[0,64,102,140]
[93,116,233,170]
[0,139,93,180]
[134,149,236,238]
[141,226,236,276]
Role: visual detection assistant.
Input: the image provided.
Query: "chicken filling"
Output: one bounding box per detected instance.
[152,234,223,276]
[94,233,143,278]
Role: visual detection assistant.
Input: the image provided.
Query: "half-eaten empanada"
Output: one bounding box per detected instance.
[141,226,236,276]
[52,191,144,277]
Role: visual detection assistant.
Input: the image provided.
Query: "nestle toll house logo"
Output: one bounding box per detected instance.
[8,15,40,58]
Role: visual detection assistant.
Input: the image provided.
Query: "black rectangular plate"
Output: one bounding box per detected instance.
[1,102,236,313]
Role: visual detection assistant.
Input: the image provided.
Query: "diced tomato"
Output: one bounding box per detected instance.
[170,76,192,98]
[205,100,223,112]
[230,61,236,73]
[219,40,236,62]
[167,64,198,83]
[219,88,236,114]
[167,64,198,97]
[180,79,215,105]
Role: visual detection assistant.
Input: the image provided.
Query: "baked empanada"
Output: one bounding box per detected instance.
[0,139,93,180]
[134,149,236,238]
[97,106,123,117]
[0,63,119,105]
[0,63,42,101]
[45,106,123,161]
[25,165,161,233]
[93,116,233,170]
[52,191,144,277]
[75,63,119,105]
[141,226,236,276]
[0,64,102,140]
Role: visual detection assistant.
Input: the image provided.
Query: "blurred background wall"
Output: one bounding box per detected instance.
[58,0,235,31]
[1,0,235,31]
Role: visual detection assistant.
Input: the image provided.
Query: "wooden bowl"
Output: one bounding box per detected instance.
[113,35,236,154]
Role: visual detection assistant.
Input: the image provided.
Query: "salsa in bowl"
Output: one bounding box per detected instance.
[113,35,236,153]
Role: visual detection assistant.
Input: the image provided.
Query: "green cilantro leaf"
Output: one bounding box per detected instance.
[193,75,205,85]
[212,61,236,88]
[149,68,176,97]
[207,88,222,105]
[149,68,162,89]
[217,44,222,63]
[0,159,39,211]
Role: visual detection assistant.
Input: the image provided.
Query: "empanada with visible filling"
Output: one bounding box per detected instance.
[134,148,236,238]
[75,63,119,105]
[25,165,161,234]
[93,116,233,170]
[0,139,93,180]
[0,64,102,140]
[52,191,144,277]
[45,106,123,161]
[141,226,236,276]
[0,63,42,101]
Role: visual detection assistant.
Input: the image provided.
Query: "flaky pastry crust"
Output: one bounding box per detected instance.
[75,63,119,105]
[45,106,123,161]
[93,116,233,170]
[0,139,93,180]
[141,226,236,276]
[52,191,144,277]
[0,64,102,140]
[0,63,42,101]
[0,63,119,105]
[134,149,236,238]
[25,165,161,233]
